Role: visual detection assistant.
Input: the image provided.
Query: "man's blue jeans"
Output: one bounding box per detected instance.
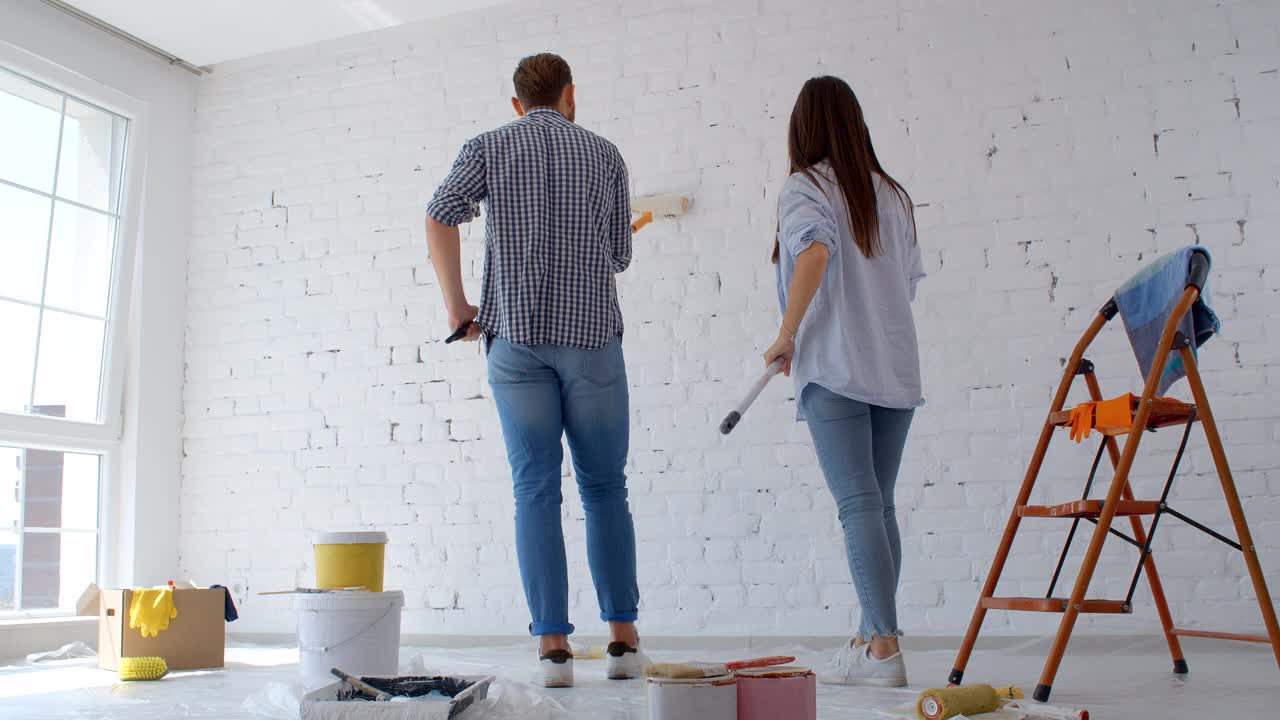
[487,336,639,636]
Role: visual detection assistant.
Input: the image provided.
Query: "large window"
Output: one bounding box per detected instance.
[0,67,126,423]
[0,50,138,615]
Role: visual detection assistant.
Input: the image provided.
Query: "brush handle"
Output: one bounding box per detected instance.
[445,321,472,344]
[720,359,784,434]
[1006,701,1088,720]
[331,668,392,701]
[724,655,796,670]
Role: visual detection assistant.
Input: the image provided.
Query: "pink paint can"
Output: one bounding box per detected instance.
[735,666,817,720]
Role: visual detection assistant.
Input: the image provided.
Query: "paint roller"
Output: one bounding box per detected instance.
[720,359,784,434]
[916,685,1023,720]
[443,195,689,343]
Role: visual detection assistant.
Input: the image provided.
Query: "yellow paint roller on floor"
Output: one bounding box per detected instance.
[630,194,689,232]
[917,684,1023,720]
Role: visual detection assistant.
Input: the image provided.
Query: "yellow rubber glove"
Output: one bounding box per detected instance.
[129,588,178,638]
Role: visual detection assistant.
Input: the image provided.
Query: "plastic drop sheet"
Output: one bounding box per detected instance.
[2,636,1277,719]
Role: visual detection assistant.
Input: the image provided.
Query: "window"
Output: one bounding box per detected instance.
[1,446,100,611]
[0,67,127,423]
[0,46,142,616]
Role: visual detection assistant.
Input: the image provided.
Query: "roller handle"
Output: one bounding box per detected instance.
[719,359,784,434]
[444,321,472,344]
[724,655,796,670]
[331,667,392,701]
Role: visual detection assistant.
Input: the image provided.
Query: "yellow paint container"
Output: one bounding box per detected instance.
[313,531,388,592]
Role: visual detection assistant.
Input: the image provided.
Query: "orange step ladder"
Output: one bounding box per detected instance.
[949,252,1280,701]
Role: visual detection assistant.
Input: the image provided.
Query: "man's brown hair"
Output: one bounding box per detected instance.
[513,53,572,109]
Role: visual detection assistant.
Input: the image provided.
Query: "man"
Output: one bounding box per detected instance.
[425,53,643,688]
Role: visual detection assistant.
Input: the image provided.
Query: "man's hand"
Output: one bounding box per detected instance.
[449,304,482,342]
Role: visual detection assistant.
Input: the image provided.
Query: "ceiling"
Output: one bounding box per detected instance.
[62,0,520,67]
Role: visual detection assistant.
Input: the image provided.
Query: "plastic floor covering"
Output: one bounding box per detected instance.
[2,636,1276,719]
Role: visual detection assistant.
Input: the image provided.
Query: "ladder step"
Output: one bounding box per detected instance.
[1018,499,1161,519]
[1048,396,1196,436]
[981,597,1131,614]
[1170,628,1271,643]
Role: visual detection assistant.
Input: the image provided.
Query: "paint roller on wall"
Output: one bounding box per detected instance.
[630,193,690,232]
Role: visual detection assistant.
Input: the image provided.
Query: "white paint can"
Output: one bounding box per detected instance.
[295,590,403,687]
[646,674,737,720]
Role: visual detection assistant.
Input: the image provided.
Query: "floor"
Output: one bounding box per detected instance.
[1,637,1276,719]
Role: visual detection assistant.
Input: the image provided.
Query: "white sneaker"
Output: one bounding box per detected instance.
[536,649,574,688]
[818,641,907,687]
[605,641,648,679]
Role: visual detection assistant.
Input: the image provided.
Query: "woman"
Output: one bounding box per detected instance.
[764,76,925,687]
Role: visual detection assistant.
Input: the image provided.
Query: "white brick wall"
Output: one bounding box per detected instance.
[182,0,1280,638]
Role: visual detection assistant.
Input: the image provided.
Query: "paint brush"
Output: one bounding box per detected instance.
[645,655,796,679]
[445,321,472,344]
[331,668,393,702]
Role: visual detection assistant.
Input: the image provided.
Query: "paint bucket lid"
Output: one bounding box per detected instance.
[647,673,736,686]
[313,531,388,545]
[294,590,404,611]
[735,665,813,678]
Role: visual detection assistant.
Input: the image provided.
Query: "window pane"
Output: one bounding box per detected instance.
[0,301,39,414]
[0,530,15,611]
[20,448,98,531]
[44,201,115,318]
[0,68,62,193]
[0,183,52,304]
[31,311,105,422]
[56,99,127,214]
[22,531,97,610]
[54,452,99,531]
[0,448,17,534]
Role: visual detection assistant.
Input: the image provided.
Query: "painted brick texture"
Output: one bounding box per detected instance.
[182,0,1280,637]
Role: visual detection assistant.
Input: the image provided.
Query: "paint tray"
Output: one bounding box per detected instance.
[300,675,493,720]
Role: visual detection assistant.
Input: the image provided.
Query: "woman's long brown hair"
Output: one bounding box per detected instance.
[772,76,914,263]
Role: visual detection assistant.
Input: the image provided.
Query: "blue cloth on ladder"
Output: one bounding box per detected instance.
[1114,246,1220,395]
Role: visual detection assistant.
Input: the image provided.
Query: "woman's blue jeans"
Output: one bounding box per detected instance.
[799,383,914,639]
[487,337,639,636]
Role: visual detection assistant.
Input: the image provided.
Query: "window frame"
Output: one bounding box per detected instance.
[0,41,147,617]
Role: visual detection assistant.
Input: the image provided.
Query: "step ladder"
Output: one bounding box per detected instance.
[948,252,1280,702]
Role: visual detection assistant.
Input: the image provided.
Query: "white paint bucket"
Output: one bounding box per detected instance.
[646,674,737,720]
[295,590,403,685]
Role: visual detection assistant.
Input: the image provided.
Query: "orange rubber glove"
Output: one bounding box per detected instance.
[1067,402,1096,442]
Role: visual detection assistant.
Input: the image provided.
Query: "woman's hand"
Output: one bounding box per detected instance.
[764,328,795,377]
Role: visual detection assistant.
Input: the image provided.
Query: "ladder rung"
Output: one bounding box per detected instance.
[1018,499,1161,519]
[1048,397,1197,435]
[1170,628,1271,643]
[981,597,1131,614]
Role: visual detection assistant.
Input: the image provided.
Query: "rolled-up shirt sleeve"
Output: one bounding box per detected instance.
[778,173,838,258]
[607,155,632,272]
[426,138,486,226]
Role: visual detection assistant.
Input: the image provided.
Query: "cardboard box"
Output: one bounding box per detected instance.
[98,588,226,671]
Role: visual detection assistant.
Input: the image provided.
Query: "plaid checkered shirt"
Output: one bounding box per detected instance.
[426,107,632,349]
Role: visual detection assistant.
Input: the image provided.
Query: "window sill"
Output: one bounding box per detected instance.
[0,615,98,663]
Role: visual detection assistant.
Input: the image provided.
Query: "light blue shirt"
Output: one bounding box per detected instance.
[775,164,926,415]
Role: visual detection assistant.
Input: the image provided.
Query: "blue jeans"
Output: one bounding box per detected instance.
[800,383,914,639]
[487,336,639,636]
